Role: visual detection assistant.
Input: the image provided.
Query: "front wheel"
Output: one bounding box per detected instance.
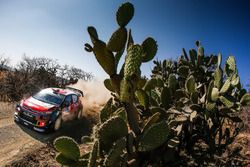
[53,115,62,131]
[77,108,83,120]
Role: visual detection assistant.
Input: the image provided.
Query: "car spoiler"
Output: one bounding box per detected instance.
[66,86,84,97]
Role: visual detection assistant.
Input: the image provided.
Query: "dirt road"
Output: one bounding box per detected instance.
[0,102,93,166]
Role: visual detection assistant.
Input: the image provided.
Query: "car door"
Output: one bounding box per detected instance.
[72,94,80,117]
[61,95,74,121]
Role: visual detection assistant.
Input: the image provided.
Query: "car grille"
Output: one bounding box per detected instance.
[19,110,37,125]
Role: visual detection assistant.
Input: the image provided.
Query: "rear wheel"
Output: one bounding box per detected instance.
[53,115,62,131]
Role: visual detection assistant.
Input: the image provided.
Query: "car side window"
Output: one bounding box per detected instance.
[72,95,78,104]
[64,95,72,106]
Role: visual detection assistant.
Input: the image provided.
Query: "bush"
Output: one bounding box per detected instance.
[0,56,93,101]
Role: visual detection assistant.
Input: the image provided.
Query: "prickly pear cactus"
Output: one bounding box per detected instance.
[54,2,250,167]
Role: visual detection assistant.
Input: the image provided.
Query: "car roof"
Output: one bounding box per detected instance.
[41,88,78,96]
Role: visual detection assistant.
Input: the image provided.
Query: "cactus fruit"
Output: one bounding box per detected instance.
[141,37,158,62]
[124,44,143,78]
[116,2,134,27]
[107,27,127,52]
[54,136,80,161]
[138,121,169,152]
[98,116,128,153]
[93,40,116,76]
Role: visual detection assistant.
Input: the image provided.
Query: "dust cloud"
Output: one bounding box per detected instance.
[69,79,111,117]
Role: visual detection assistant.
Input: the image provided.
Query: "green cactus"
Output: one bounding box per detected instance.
[124,44,143,78]
[104,79,115,92]
[88,140,99,167]
[161,86,172,108]
[225,56,236,76]
[135,89,149,109]
[54,136,80,161]
[142,112,161,132]
[219,95,234,108]
[168,74,177,92]
[185,75,196,94]
[99,98,113,123]
[107,27,127,52]
[116,2,134,27]
[55,153,76,166]
[92,39,116,76]
[220,78,231,94]
[54,2,248,166]
[138,121,170,152]
[240,93,250,105]
[120,78,133,102]
[211,87,219,102]
[141,37,158,62]
[214,67,223,89]
[178,65,189,78]
[103,137,127,167]
[98,116,128,153]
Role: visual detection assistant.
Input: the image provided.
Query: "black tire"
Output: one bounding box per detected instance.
[77,108,83,120]
[52,114,62,131]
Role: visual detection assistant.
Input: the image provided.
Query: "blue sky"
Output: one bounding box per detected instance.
[0,0,249,86]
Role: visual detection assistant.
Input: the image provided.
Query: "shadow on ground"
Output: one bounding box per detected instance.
[15,117,93,143]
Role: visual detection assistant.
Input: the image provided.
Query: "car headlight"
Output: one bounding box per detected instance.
[16,106,21,112]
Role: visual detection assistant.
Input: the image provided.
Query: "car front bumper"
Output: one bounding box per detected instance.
[14,112,50,132]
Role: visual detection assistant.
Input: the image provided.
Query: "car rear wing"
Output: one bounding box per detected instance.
[66,86,84,97]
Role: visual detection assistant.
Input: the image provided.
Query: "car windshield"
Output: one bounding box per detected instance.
[33,90,65,105]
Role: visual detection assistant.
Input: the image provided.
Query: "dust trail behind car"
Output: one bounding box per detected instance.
[68,79,111,118]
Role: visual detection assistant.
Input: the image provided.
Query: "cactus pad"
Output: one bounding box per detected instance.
[107,27,127,52]
[93,40,116,76]
[98,116,128,153]
[54,136,80,161]
[141,37,158,62]
[104,137,127,167]
[138,121,169,152]
[116,2,134,27]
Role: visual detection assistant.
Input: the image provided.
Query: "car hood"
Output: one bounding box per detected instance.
[22,97,56,112]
